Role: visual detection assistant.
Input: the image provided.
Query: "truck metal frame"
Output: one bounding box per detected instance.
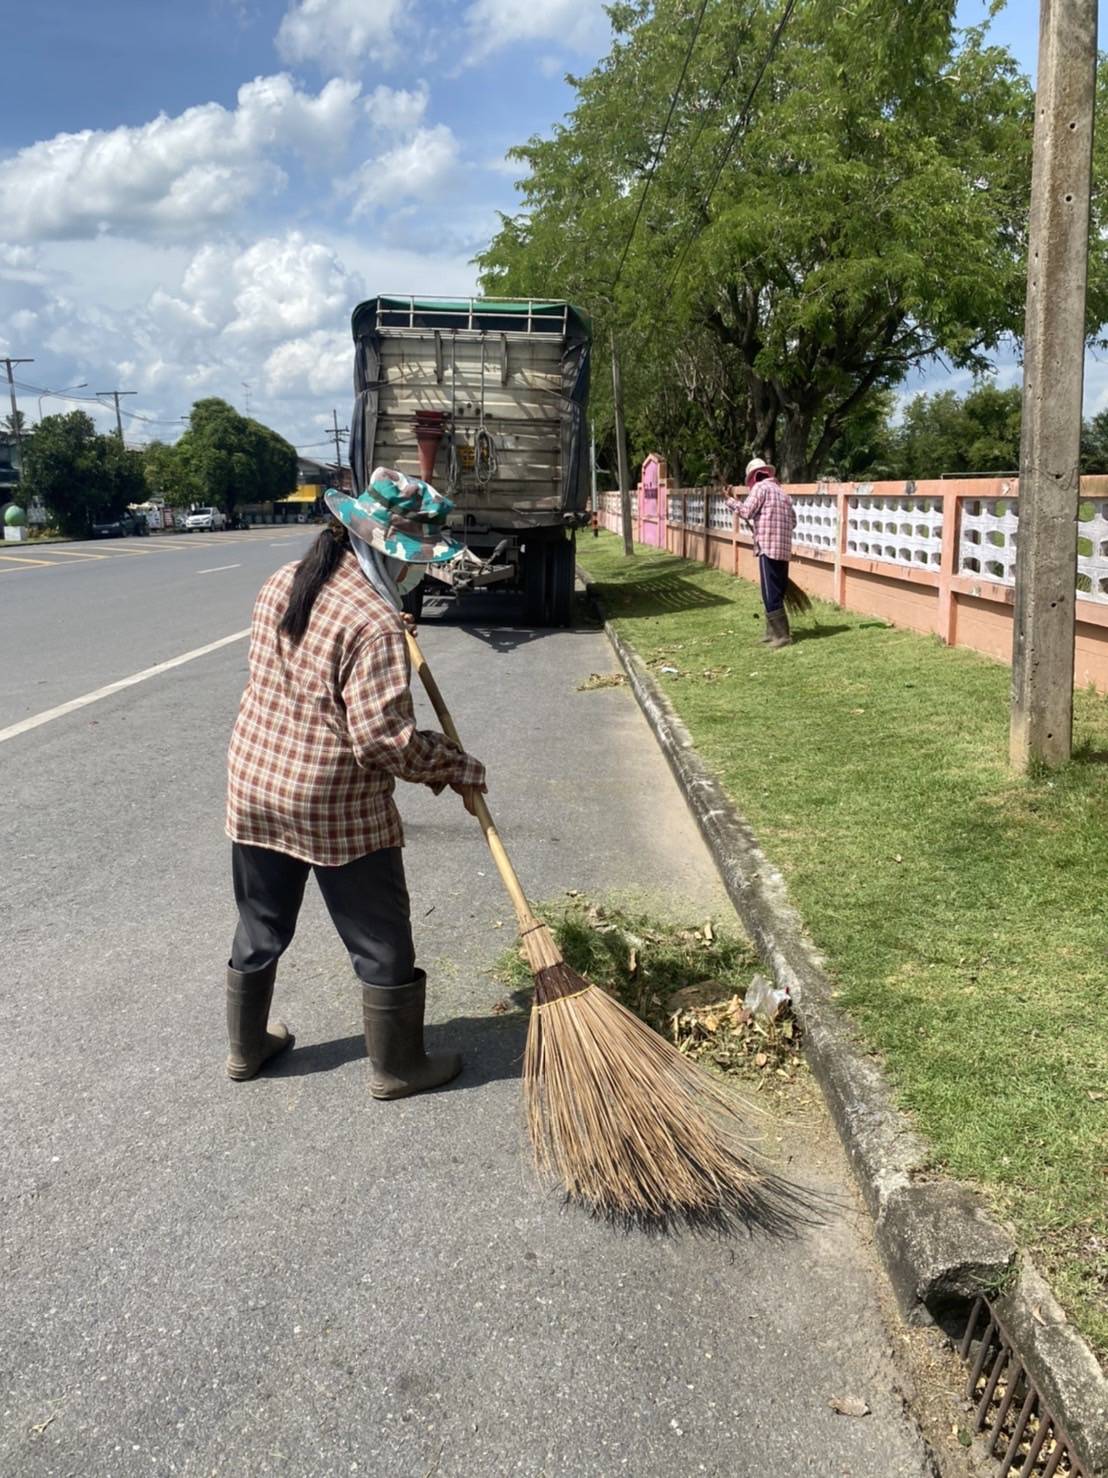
[348,296,591,626]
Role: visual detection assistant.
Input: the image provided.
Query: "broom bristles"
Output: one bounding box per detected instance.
[523,954,810,1235]
[783,578,812,616]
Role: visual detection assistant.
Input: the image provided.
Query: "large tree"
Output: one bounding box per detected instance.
[478,1,1102,482]
[158,399,297,518]
[19,411,144,537]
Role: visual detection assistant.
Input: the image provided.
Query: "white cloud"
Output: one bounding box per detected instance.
[0,74,361,244]
[365,84,429,132]
[346,124,462,212]
[263,328,352,396]
[462,0,607,63]
[486,152,523,179]
[276,0,406,72]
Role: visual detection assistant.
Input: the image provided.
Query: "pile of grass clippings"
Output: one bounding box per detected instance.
[493,897,805,1093]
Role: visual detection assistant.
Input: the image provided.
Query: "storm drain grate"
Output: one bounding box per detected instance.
[959,1297,1088,1477]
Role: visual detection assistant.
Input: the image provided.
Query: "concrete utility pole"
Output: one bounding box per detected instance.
[1010,0,1098,771]
[2,356,33,470]
[98,389,137,441]
[610,330,634,557]
[330,409,349,488]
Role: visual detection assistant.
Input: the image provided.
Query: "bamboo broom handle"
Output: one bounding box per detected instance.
[405,630,540,935]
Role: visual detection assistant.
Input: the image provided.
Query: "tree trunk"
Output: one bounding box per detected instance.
[776,410,815,483]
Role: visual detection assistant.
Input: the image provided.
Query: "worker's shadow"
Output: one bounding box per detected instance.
[273,1003,528,1090]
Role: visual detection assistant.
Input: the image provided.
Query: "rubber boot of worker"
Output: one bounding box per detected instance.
[226,962,294,1080]
[758,614,773,644]
[767,608,792,649]
[362,971,462,1100]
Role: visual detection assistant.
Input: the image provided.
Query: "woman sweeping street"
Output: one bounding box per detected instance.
[224,468,486,1098]
[727,457,797,648]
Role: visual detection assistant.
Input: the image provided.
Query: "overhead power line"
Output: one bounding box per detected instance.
[609,0,712,294]
[13,378,184,428]
[666,0,797,289]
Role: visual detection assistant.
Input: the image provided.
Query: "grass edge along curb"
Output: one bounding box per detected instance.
[577,564,1108,1477]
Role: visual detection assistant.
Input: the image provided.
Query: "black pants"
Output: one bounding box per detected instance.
[758,555,790,615]
[230,842,415,987]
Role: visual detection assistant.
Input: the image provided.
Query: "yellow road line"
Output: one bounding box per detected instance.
[0,552,57,566]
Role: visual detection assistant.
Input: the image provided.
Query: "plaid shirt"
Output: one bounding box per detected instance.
[227,553,485,866]
[735,479,796,561]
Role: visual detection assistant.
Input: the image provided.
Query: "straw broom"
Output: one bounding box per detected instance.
[783,579,811,617]
[406,631,795,1232]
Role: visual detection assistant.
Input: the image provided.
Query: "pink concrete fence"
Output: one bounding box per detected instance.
[595,461,1108,694]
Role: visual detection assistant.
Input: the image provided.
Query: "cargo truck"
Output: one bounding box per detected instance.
[347,295,592,626]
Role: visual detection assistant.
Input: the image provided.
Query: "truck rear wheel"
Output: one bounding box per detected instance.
[547,533,575,628]
[522,538,549,626]
[522,533,575,627]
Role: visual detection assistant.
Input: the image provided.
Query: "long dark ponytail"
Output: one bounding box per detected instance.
[279,520,349,642]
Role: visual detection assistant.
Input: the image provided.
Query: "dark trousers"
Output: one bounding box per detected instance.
[230,842,415,987]
[758,555,790,615]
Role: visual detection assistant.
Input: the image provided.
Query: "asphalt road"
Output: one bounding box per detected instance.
[1,530,935,1476]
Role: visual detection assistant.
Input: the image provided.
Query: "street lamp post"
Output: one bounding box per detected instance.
[37,383,89,420]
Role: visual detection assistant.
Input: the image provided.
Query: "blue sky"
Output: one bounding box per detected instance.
[0,1,1096,453]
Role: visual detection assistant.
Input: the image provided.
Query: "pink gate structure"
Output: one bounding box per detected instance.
[638,454,666,547]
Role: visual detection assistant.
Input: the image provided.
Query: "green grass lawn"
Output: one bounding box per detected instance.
[578,531,1108,1360]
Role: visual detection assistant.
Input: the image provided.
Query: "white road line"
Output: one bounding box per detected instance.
[0,629,251,745]
[197,563,241,574]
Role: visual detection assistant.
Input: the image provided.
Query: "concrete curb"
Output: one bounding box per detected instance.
[579,567,1108,1475]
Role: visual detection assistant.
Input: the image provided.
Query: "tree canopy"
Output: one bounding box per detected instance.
[20,412,145,537]
[478,0,1108,484]
[144,399,297,516]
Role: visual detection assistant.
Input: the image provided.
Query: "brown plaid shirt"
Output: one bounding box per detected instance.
[227,552,485,866]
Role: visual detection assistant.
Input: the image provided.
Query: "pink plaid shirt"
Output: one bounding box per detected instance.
[734,479,796,561]
[227,553,485,866]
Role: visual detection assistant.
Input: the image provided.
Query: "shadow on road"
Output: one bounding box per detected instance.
[273,1009,527,1090]
[419,589,600,654]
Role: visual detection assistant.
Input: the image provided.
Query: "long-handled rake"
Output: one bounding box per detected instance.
[406,631,798,1232]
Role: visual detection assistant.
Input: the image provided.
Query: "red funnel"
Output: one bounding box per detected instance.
[413,410,447,480]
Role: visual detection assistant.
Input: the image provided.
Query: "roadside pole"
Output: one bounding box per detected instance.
[610,330,634,556]
[2,356,33,473]
[1010,0,1098,770]
[98,389,137,441]
[590,422,600,537]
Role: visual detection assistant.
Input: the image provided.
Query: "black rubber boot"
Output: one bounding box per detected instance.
[362,971,462,1100]
[767,608,792,648]
[226,962,294,1080]
[758,615,773,644]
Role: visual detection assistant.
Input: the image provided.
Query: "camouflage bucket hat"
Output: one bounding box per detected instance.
[324,467,463,565]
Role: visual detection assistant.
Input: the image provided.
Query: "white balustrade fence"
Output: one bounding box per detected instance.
[1077,498,1108,602]
[707,491,732,531]
[792,494,839,552]
[958,495,1019,585]
[847,492,945,570]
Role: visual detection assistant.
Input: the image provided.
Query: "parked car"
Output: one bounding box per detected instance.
[91,509,149,538]
[184,507,227,532]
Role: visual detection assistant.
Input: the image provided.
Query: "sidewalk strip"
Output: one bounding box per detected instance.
[0,629,251,745]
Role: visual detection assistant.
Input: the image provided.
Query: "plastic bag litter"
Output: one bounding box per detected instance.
[743,973,789,1022]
